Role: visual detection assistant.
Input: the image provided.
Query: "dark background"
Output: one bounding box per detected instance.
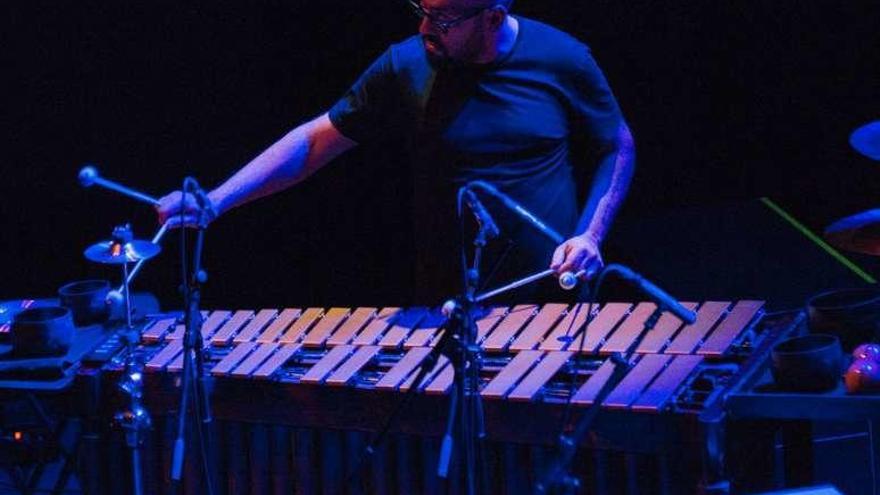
[3,0,879,310]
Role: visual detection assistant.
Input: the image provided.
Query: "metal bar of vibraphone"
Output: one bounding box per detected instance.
[423,359,455,394]
[481,350,544,399]
[403,322,442,348]
[508,303,569,351]
[482,304,537,352]
[631,354,705,412]
[537,302,595,351]
[507,351,574,401]
[399,354,450,391]
[198,310,231,340]
[142,318,176,343]
[476,306,509,341]
[231,343,280,377]
[598,302,658,355]
[231,309,278,344]
[209,310,253,346]
[636,302,699,353]
[211,342,257,376]
[325,346,381,386]
[326,307,377,346]
[570,357,619,405]
[278,307,324,344]
[375,347,433,390]
[603,354,673,409]
[665,301,730,354]
[255,308,302,343]
[352,307,400,345]
[574,302,633,353]
[698,300,764,356]
[378,307,428,348]
[164,311,209,341]
[301,307,350,347]
[253,344,301,379]
[301,345,355,384]
[145,340,182,371]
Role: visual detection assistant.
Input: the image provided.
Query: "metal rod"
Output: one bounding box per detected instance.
[123,262,132,329]
[118,220,170,291]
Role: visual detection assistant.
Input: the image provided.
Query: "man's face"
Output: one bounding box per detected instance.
[416,0,493,64]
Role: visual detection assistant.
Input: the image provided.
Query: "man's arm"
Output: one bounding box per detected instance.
[157,113,356,225]
[550,122,635,275]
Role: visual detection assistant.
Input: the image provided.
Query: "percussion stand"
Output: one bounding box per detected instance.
[88,224,153,495]
[114,348,150,495]
[115,260,151,495]
[534,266,684,494]
[170,182,215,495]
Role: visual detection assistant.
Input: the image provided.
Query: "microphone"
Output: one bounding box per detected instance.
[466,180,563,244]
[607,264,697,325]
[463,188,499,239]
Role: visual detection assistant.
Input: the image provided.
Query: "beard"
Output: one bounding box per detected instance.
[422,35,450,67]
[422,29,486,68]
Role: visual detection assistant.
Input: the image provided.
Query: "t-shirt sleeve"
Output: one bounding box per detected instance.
[566,46,623,147]
[328,48,398,144]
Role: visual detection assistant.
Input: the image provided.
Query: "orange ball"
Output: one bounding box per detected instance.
[845,358,880,394]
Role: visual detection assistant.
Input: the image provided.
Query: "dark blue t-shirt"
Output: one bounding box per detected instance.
[329,16,623,301]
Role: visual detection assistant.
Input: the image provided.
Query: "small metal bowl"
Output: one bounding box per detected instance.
[58,279,110,326]
[771,334,843,392]
[12,306,75,357]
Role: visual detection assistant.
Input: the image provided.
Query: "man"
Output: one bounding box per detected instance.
[158,0,635,303]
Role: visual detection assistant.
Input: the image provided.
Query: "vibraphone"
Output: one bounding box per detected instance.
[89,300,798,494]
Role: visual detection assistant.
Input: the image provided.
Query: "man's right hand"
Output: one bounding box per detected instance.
[156,190,218,228]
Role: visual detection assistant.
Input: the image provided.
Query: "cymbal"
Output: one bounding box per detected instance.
[84,239,161,264]
[850,120,880,160]
[824,208,880,256]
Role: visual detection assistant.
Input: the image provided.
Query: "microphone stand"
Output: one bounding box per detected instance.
[343,190,496,494]
[170,180,215,495]
[533,265,691,494]
[435,216,490,495]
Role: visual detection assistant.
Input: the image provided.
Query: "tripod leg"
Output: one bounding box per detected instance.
[132,447,143,495]
[191,352,217,494]
[171,350,192,482]
[438,382,460,479]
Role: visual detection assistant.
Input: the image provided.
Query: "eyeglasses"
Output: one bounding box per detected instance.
[407,0,488,34]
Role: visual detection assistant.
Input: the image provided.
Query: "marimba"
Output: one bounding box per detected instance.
[88,300,798,494]
[141,301,763,409]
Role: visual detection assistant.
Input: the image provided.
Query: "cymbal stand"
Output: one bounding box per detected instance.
[107,224,152,495]
[114,347,150,495]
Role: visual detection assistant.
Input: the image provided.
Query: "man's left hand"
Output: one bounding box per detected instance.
[550,233,603,277]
